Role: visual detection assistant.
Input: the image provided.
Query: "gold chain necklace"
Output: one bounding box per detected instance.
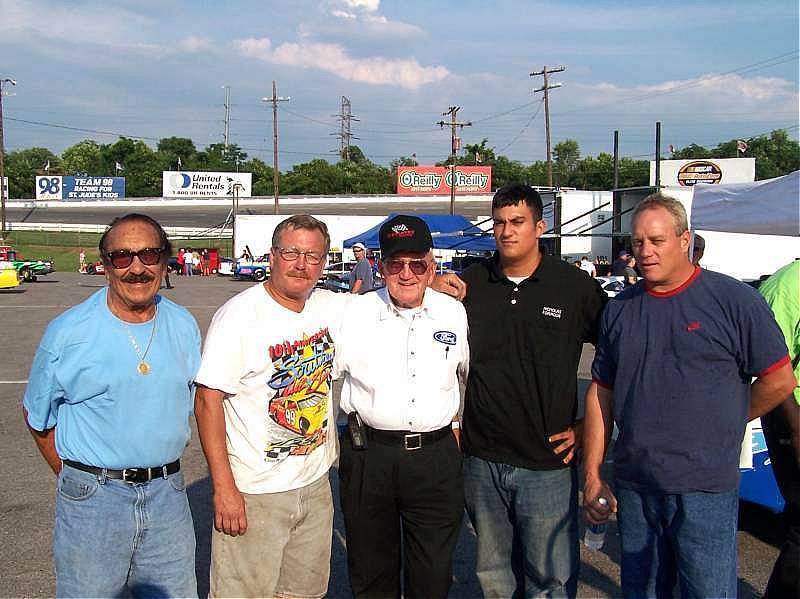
[123,305,158,375]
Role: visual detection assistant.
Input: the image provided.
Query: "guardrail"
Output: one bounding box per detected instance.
[7,222,231,238]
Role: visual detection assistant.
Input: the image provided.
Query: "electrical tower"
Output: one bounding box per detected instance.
[530,65,565,187]
[262,81,290,214]
[333,96,359,161]
[437,106,471,215]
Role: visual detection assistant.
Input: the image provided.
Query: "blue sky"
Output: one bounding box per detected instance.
[2,0,798,169]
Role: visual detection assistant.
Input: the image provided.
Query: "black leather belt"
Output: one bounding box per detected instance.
[365,425,452,451]
[63,459,180,483]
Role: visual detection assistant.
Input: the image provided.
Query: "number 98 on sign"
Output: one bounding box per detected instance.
[36,176,63,201]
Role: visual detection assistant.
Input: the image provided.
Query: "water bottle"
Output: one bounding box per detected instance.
[583,497,608,550]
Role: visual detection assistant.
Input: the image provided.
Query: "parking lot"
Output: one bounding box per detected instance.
[0,272,784,597]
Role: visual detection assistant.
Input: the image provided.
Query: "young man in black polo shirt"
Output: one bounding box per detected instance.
[460,183,607,598]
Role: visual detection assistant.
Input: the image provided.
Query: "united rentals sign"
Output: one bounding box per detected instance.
[650,158,755,186]
[397,166,492,195]
[162,171,252,198]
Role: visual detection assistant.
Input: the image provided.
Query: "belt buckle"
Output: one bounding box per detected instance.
[404,433,422,451]
[122,468,148,483]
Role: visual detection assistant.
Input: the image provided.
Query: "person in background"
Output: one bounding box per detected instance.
[759,260,800,599]
[78,248,86,273]
[177,248,185,276]
[691,233,705,266]
[623,255,637,287]
[349,242,374,294]
[202,249,211,276]
[583,194,795,598]
[611,250,630,276]
[183,247,193,276]
[579,255,597,277]
[23,214,201,597]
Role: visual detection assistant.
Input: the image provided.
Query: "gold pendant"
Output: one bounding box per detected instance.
[137,361,151,375]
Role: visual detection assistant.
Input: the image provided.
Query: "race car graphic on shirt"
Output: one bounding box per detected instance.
[265,327,334,460]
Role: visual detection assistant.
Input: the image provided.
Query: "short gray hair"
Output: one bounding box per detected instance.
[272,214,331,253]
[632,193,689,235]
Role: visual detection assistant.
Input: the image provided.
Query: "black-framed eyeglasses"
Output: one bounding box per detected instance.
[105,247,165,269]
[273,247,324,265]
[384,259,430,276]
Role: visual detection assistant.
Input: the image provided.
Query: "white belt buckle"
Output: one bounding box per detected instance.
[404,433,422,451]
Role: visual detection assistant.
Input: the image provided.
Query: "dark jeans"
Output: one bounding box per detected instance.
[763,407,800,598]
[464,456,579,598]
[338,430,464,599]
[616,486,738,599]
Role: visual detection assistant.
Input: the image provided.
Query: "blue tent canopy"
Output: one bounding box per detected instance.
[343,213,496,252]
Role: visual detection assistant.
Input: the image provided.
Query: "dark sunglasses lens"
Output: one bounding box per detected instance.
[386,260,427,275]
[109,251,134,269]
[138,248,162,265]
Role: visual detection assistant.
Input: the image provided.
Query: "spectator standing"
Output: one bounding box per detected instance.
[579,255,597,277]
[460,183,607,597]
[176,248,185,276]
[348,242,374,294]
[759,261,800,598]
[202,249,211,276]
[78,248,86,273]
[611,250,630,276]
[691,233,705,266]
[22,214,201,597]
[583,194,795,598]
[622,255,638,287]
[336,215,469,598]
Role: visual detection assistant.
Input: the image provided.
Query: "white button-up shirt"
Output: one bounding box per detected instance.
[335,287,469,432]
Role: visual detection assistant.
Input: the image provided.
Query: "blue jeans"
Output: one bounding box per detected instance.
[464,456,579,598]
[616,486,739,599]
[54,463,197,598]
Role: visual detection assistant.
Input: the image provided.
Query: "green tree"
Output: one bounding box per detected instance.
[282,159,343,195]
[157,137,197,170]
[195,143,248,172]
[245,158,274,196]
[5,147,59,198]
[671,143,713,160]
[61,140,102,176]
[553,139,581,186]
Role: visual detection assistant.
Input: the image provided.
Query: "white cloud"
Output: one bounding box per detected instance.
[177,36,213,54]
[236,37,450,89]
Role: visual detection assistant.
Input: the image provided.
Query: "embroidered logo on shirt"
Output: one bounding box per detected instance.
[433,330,457,345]
[542,306,562,319]
[687,321,701,332]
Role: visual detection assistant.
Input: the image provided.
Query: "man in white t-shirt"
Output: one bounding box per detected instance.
[195,215,342,598]
[579,255,596,277]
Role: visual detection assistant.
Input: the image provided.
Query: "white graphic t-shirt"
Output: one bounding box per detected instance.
[196,284,347,494]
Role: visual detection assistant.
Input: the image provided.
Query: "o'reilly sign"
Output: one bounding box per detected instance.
[162,171,252,198]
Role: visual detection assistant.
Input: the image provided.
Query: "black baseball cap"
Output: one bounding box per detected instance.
[379,215,433,258]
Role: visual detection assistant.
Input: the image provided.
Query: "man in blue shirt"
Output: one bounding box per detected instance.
[582,194,795,598]
[23,214,201,598]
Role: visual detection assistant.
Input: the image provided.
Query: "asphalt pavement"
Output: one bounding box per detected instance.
[0,272,783,598]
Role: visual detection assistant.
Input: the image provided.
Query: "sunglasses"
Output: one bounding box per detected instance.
[105,247,165,269]
[384,259,429,276]
[274,247,324,265]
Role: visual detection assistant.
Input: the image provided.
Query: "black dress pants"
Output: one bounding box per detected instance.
[763,407,800,599]
[338,429,464,599]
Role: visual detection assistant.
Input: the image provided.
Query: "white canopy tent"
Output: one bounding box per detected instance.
[688,170,799,236]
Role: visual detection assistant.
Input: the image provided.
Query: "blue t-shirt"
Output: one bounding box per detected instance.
[23,288,201,468]
[348,258,374,293]
[592,267,789,493]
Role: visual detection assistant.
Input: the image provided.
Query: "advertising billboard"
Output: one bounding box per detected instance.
[35,176,126,201]
[650,158,755,186]
[397,166,492,195]
[162,171,252,198]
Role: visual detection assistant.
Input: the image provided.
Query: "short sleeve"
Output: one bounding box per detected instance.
[195,304,245,395]
[22,339,63,431]
[591,307,616,389]
[738,290,790,378]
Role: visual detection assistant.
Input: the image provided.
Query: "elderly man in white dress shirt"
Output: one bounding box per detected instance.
[335,214,469,599]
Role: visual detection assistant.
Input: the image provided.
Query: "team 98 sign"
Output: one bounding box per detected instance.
[36,176,63,200]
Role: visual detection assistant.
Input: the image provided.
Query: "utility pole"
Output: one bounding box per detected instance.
[0,77,16,240]
[333,96,359,161]
[531,65,565,187]
[436,106,471,215]
[222,85,231,149]
[262,81,290,215]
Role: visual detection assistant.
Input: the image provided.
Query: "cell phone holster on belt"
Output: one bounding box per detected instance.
[348,411,368,450]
